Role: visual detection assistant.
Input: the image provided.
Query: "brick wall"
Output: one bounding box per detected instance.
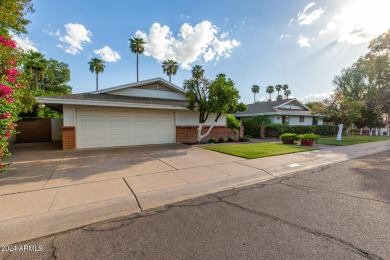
[62,126,76,149]
[176,125,244,144]
[16,118,52,143]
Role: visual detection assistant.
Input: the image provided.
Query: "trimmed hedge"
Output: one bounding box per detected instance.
[242,116,271,138]
[265,124,338,138]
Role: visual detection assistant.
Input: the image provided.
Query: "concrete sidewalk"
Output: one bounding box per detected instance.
[1,140,389,245]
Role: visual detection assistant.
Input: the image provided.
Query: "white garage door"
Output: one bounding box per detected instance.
[76,108,175,149]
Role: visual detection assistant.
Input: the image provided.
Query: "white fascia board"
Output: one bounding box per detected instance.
[236,111,313,117]
[89,77,185,94]
[35,97,188,111]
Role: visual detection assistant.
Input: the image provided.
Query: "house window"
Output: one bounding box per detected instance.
[312,117,318,126]
[299,116,304,123]
[282,116,289,125]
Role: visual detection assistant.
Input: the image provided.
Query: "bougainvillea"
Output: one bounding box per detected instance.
[0,35,24,171]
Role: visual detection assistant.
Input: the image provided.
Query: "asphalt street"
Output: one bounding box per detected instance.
[2,151,390,260]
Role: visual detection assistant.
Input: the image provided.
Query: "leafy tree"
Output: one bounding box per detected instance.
[42,59,71,93]
[162,59,178,82]
[23,51,47,91]
[251,84,260,103]
[0,0,34,35]
[183,66,246,143]
[129,37,146,82]
[227,114,240,134]
[88,57,105,91]
[276,95,283,100]
[266,85,274,101]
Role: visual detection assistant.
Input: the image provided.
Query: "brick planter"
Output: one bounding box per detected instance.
[62,126,76,149]
[282,139,295,144]
[300,140,314,146]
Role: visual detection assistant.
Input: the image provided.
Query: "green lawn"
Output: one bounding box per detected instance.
[318,135,390,146]
[204,143,318,159]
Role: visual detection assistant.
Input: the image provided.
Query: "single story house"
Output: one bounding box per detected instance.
[235,99,323,126]
[36,78,239,149]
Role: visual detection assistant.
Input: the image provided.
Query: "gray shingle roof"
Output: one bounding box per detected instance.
[236,99,295,115]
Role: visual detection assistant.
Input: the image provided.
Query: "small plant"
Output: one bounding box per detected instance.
[209,138,217,143]
[239,135,251,142]
[218,137,226,143]
[227,137,235,142]
[280,133,297,144]
[296,133,319,146]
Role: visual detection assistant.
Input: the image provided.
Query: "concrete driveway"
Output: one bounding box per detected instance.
[1,142,243,195]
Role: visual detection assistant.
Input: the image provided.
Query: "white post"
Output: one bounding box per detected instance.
[387,128,390,137]
[375,128,379,136]
[369,128,373,136]
[336,124,343,141]
[360,128,363,135]
[380,128,384,136]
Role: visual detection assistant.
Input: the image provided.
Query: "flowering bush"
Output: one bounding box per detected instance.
[0,35,24,171]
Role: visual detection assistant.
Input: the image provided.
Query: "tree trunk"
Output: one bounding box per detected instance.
[369,128,373,136]
[96,73,98,91]
[253,93,255,103]
[136,53,139,82]
[336,124,343,141]
[169,74,171,83]
[34,70,39,90]
[197,119,218,143]
[360,128,363,135]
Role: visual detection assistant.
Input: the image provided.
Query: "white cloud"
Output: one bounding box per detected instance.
[288,18,294,26]
[280,34,292,39]
[319,0,390,44]
[297,34,311,47]
[179,14,190,19]
[93,46,121,62]
[11,34,38,52]
[299,92,332,103]
[51,23,92,55]
[135,21,240,69]
[297,2,325,25]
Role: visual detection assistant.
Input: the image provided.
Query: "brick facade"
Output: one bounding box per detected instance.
[176,125,244,144]
[62,126,76,150]
[16,118,52,143]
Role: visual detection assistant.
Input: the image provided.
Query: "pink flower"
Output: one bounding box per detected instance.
[7,76,16,83]
[17,83,22,88]
[5,69,18,76]
[0,112,11,119]
[6,97,14,103]
[5,132,10,138]
[0,84,14,97]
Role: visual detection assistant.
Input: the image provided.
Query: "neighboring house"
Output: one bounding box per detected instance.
[235,99,323,126]
[36,78,236,149]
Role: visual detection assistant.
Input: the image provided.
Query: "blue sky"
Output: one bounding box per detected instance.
[12,0,390,103]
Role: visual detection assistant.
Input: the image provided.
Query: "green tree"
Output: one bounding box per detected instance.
[183,66,246,143]
[284,89,291,99]
[275,84,282,96]
[42,59,71,93]
[0,0,34,35]
[251,84,260,103]
[227,114,240,134]
[129,37,146,82]
[162,59,179,82]
[276,95,283,100]
[23,51,47,91]
[88,57,105,91]
[266,85,274,101]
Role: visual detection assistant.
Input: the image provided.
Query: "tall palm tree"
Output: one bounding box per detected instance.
[266,85,274,101]
[129,37,146,82]
[276,95,283,100]
[88,57,106,91]
[251,85,260,102]
[162,59,179,82]
[275,84,282,96]
[285,89,292,99]
[192,65,204,79]
[24,51,47,90]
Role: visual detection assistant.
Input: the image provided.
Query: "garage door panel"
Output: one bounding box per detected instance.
[76,108,174,148]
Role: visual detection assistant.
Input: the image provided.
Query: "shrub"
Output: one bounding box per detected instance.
[227,115,240,134]
[227,137,235,142]
[280,133,298,142]
[265,125,337,138]
[239,135,251,142]
[209,138,217,143]
[296,133,319,142]
[218,137,226,143]
[242,115,271,137]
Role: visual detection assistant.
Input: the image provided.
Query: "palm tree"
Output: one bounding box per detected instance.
[266,85,274,101]
[275,84,282,96]
[24,51,47,90]
[276,95,283,100]
[129,37,146,82]
[251,85,260,102]
[88,57,106,91]
[192,65,204,79]
[285,89,291,99]
[162,59,179,82]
